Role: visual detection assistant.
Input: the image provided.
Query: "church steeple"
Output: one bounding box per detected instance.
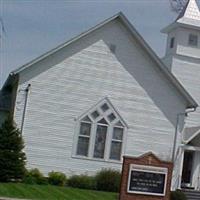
[161,0,200,127]
[162,0,200,34]
[162,0,200,65]
[176,0,200,21]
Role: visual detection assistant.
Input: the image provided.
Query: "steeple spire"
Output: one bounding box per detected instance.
[176,0,200,21]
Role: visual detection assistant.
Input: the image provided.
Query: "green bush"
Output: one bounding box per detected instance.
[170,190,187,200]
[23,168,47,185]
[48,171,67,186]
[95,168,121,192]
[68,174,96,190]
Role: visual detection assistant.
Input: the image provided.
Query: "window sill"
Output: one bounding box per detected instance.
[71,155,123,164]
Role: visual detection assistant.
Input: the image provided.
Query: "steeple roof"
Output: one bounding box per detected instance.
[176,0,200,21]
[162,0,200,33]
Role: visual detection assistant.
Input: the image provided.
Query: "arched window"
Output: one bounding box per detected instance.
[75,99,127,162]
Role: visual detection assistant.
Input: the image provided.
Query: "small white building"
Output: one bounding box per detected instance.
[0,0,200,191]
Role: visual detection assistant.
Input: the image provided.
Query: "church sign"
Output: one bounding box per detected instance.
[127,164,168,196]
[119,152,173,200]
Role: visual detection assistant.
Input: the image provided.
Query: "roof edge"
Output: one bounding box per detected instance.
[11,12,122,75]
[185,128,200,144]
[4,12,198,108]
[162,21,200,33]
[118,13,198,108]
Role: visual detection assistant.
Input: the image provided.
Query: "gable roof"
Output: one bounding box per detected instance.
[162,0,200,32]
[183,126,200,143]
[3,12,198,109]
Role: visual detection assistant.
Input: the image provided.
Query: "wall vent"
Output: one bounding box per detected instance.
[109,44,116,53]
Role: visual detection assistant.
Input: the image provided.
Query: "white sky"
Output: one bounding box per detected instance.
[0,0,196,87]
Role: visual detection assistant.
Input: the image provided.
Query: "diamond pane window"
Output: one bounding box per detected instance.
[101,103,109,112]
[91,110,99,119]
[108,113,116,122]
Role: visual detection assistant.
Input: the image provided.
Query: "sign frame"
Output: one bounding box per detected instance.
[127,164,168,196]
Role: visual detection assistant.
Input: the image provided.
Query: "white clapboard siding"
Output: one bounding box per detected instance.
[163,25,200,128]
[172,57,200,127]
[14,19,187,176]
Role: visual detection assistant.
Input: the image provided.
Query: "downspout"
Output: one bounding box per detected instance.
[172,107,196,162]
[20,84,31,133]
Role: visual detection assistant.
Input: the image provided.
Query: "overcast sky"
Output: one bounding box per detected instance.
[0,0,197,87]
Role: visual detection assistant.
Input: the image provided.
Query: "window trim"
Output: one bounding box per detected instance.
[72,98,128,163]
[188,34,198,47]
[109,125,124,161]
[76,121,92,157]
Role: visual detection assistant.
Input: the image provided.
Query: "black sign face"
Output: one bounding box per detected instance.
[128,170,166,195]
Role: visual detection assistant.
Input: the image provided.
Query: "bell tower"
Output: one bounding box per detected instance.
[162,0,200,127]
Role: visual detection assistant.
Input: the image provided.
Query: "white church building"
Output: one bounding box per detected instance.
[0,0,200,191]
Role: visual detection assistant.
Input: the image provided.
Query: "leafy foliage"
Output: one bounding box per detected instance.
[95,169,121,192]
[23,168,47,185]
[68,174,96,190]
[0,116,26,182]
[48,171,67,186]
[170,190,187,200]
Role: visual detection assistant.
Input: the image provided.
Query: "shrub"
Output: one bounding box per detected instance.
[68,174,96,190]
[48,171,67,186]
[0,116,26,182]
[95,168,121,192]
[170,190,187,200]
[23,168,47,185]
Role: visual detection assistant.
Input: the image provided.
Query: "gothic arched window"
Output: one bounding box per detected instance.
[75,99,127,161]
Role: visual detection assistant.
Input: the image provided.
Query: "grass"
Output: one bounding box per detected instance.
[0,183,118,200]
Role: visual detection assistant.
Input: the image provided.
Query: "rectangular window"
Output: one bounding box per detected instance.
[188,34,198,47]
[76,122,91,156]
[93,125,107,158]
[170,37,174,49]
[110,127,123,160]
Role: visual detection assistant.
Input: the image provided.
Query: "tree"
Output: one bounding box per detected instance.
[0,116,26,182]
[169,0,188,13]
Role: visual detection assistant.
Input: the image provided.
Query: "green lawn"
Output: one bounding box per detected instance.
[0,183,118,200]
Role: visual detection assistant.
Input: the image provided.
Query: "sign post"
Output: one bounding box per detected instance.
[119,152,173,200]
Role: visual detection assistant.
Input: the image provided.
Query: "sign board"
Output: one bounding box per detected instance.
[127,164,168,196]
